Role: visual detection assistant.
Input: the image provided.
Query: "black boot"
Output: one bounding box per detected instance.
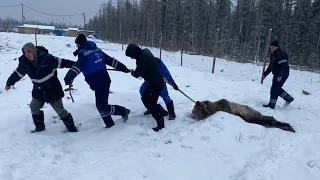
[122,109,130,122]
[166,100,176,120]
[262,103,275,109]
[284,96,294,106]
[61,113,78,132]
[103,115,115,128]
[144,105,168,117]
[152,117,165,132]
[31,110,45,133]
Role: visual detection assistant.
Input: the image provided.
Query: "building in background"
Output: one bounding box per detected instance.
[15,24,96,38]
[17,24,55,34]
[67,27,79,37]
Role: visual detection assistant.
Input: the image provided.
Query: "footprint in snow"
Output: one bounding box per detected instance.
[307,159,320,169]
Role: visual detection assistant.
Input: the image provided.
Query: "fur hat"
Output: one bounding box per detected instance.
[22,42,37,59]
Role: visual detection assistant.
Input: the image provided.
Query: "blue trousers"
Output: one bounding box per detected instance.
[139,82,172,104]
[95,83,127,127]
[269,75,293,106]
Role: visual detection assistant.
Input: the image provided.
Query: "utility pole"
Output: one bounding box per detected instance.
[82,13,86,30]
[21,4,24,23]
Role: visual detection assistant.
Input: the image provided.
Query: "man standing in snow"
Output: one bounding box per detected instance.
[262,40,294,109]
[140,48,178,120]
[5,43,78,133]
[125,44,168,132]
[64,34,131,128]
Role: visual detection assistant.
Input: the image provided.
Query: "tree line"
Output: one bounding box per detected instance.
[86,0,320,70]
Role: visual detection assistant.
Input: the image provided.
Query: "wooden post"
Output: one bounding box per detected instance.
[180,32,184,66]
[261,28,272,84]
[211,28,219,74]
[160,32,163,59]
[316,32,320,55]
[34,28,38,46]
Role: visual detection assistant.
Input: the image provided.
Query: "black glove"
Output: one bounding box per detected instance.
[123,68,131,73]
[64,78,72,86]
[173,83,179,90]
[73,49,79,57]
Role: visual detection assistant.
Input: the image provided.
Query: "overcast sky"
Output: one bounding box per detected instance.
[0,0,107,26]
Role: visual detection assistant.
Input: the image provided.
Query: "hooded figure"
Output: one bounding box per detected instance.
[125,44,166,132]
[139,48,178,120]
[64,34,131,128]
[5,43,78,133]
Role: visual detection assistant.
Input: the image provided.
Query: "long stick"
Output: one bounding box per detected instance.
[69,84,74,103]
[163,78,196,103]
[106,68,121,71]
[261,28,272,84]
[64,84,75,103]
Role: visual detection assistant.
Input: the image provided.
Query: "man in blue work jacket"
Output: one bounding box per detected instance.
[64,34,131,128]
[262,40,294,109]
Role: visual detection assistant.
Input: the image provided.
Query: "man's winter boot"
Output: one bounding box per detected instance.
[283,95,294,106]
[143,110,151,115]
[157,104,168,117]
[61,113,78,132]
[122,109,130,122]
[262,103,275,109]
[144,105,168,117]
[31,110,45,133]
[152,117,165,132]
[166,100,176,120]
[103,115,115,128]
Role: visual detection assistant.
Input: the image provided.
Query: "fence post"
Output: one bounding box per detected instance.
[211,28,219,74]
[261,28,272,84]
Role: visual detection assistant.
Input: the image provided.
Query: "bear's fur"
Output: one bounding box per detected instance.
[189,99,295,133]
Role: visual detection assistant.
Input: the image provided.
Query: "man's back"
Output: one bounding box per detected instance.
[134,49,164,86]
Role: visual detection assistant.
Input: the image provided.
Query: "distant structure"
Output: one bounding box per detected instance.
[16,24,96,38]
[18,24,55,34]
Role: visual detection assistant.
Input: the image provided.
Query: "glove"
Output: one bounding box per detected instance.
[64,78,72,86]
[5,85,10,91]
[173,83,179,90]
[73,49,79,57]
[123,68,131,73]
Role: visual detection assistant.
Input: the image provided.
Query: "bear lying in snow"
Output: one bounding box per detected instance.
[189,99,295,133]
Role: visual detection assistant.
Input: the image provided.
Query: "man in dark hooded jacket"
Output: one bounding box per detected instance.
[5,43,78,133]
[125,44,167,132]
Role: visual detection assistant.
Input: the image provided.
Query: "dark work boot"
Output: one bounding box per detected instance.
[152,117,165,132]
[283,95,294,106]
[166,100,176,120]
[61,113,78,132]
[143,110,151,115]
[158,104,168,117]
[122,109,130,122]
[144,105,168,117]
[103,115,115,128]
[262,103,275,109]
[31,110,45,133]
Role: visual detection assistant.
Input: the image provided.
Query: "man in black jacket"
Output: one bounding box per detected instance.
[262,40,294,109]
[5,43,78,133]
[125,44,167,132]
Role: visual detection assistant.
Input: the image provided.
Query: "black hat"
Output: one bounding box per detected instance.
[270,40,279,47]
[125,44,142,59]
[75,34,87,45]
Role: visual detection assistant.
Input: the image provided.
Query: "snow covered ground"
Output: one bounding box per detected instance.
[0,32,320,180]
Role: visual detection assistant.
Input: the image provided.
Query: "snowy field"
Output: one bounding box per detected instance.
[0,32,320,180]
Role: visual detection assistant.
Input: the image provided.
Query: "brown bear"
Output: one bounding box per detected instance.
[189,99,295,133]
